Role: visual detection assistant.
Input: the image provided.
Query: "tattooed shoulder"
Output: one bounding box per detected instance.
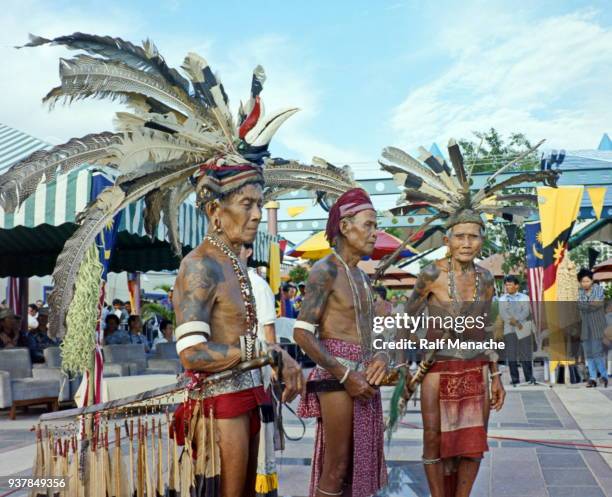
[477,266,494,286]
[181,253,225,290]
[174,254,225,324]
[478,267,495,297]
[422,262,441,281]
[411,262,441,296]
[298,257,338,323]
[309,256,339,285]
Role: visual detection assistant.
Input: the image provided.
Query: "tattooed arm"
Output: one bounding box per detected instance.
[293,259,347,380]
[405,263,440,315]
[174,254,242,373]
[478,267,506,410]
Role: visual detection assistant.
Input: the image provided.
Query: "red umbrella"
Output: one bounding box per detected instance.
[370,231,418,260]
[287,230,418,260]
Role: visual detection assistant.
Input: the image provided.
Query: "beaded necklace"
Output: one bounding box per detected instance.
[332,249,374,357]
[447,256,480,303]
[205,234,258,359]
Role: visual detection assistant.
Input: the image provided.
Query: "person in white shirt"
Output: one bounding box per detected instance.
[499,275,535,385]
[152,319,174,352]
[240,243,277,344]
[27,304,39,331]
[240,243,280,494]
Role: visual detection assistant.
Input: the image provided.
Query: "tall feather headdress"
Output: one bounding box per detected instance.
[0,32,357,338]
[375,139,560,276]
[379,138,559,228]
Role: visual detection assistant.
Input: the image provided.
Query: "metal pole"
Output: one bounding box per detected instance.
[264,201,279,236]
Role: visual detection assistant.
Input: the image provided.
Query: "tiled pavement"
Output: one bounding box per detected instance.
[1,367,611,497]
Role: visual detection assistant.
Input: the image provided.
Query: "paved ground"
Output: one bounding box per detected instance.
[1,366,611,497]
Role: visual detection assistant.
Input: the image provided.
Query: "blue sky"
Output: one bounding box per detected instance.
[2,1,611,166]
[1,0,611,241]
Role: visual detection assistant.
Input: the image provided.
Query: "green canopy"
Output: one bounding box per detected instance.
[0,167,276,277]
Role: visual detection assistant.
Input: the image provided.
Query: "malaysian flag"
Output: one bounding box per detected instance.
[525,221,544,335]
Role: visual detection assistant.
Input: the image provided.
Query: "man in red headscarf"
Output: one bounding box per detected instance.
[294,188,389,497]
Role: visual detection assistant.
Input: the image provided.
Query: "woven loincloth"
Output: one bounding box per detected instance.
[430,360,489,459]
[297,338,388,497]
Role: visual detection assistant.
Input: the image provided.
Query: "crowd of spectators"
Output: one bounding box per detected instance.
[0,303,57,363]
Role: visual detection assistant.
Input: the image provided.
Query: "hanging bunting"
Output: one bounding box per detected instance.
[586,186,607,220]
[287,206,308,218]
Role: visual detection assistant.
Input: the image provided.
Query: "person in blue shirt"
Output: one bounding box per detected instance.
[104,314,130,345]
[577,268,608,388]
[499,275,535,385]
[281,284,298,319]
[24,308,57,363]
[128,315,150,352]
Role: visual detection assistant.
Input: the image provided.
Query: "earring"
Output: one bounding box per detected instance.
[215,220,222,234]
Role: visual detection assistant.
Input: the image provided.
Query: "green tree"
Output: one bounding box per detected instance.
[458,128,539,174]
[141,302,174,325]
[481,222,526,277]
[568,241,611,270]
[289,265,309,284]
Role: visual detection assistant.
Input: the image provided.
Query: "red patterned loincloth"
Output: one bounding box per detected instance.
[172,370,267,446]
[297,339,388,497]
[430,360,488,459]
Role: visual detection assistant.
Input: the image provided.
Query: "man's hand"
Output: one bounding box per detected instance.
[277,348,305,403]
[365,355,389,386]
[490,376,506,411]
[343,371,376,401]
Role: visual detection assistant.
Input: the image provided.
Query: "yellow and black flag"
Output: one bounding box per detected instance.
[537,186,583,366]
[537,186,583,301]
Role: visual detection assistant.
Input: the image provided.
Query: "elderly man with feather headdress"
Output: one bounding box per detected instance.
[294,188,389,497]
[378,140,559,497]
[0,33,364,497]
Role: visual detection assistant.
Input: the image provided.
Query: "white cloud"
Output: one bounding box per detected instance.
[391,9,612,150]
[0,6,355,166]
[0,0,154,143]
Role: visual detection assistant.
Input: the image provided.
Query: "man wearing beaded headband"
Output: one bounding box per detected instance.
[172,164,304,497]
[404,210,505,497]
[294,188,389,497]
[377,137,558,497]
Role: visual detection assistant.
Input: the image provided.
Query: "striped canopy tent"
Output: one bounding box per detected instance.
[0,124,277,277]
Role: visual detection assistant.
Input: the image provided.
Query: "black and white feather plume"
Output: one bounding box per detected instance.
[1,32,368,337]
[379,139,559,224]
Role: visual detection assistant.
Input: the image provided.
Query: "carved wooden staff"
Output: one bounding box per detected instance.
[40,354,278,421]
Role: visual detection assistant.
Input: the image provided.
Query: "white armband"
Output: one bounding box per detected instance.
[175,321,210,355]
[294,320,317,334]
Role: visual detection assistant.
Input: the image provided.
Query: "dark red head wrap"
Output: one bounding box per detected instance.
[325,188,375,243]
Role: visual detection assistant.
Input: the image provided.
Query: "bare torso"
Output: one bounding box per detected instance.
[312,255,372,345]
[407,258,494,359]
[424,258,493,308]
[174,241,252,345]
